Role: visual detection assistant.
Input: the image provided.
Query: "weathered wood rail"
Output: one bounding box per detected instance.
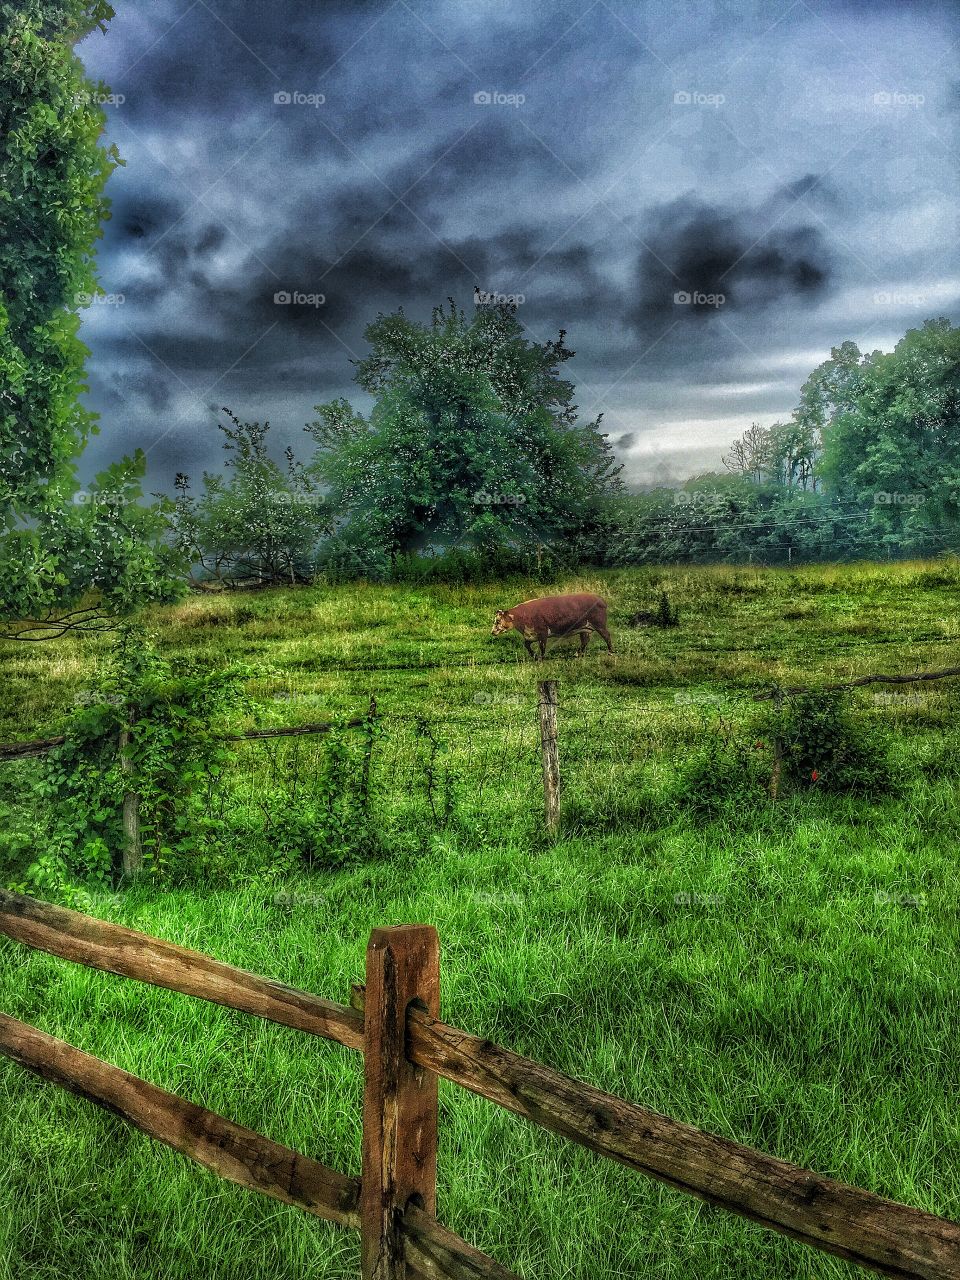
[0,889,959,1279]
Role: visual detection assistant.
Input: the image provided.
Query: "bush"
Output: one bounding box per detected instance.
[766,690,894,794]
[671,729,769,818]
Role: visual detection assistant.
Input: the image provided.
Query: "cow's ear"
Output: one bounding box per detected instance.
[494,609,503,618]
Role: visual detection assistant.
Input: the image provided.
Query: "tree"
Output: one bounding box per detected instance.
[309,299,621,558]
[722,422,773,483]
[767,419,819,490]
[171,410,333,587]
[819,319,960,542]
[0,1,181,638]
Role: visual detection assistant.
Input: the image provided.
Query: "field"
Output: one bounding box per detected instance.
[2,560,960,1279]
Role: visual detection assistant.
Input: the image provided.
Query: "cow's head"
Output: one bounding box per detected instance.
[491,609,515,637]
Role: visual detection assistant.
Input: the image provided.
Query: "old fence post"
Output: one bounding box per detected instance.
[118,712,142,881]
[769,688,785,803]
[538,679,560,836]
[361,925,440,1280]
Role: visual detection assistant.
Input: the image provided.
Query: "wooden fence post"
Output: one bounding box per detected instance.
[538,679,560,836]
[768,688,785,803]
[361,925,440,1280]
[118,715,142,881]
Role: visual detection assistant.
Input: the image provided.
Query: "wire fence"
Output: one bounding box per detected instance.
[4,663,960,888]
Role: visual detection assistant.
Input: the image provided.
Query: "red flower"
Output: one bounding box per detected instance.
[811,769,819,782]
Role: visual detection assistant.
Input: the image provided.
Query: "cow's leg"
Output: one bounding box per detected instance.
[537,635,547,660]
[595,622,614,653]
[523,638,535,660]
[576,629,591,656]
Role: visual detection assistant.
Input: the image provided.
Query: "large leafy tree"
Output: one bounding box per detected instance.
[309,299,621,557]
[0,0,181,639]
[818,320,960,540]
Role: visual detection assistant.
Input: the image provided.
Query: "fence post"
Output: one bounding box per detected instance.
[118,714,142,881]
[361,925,439,1280]
[769,688,785,803]
[538,679,560,836]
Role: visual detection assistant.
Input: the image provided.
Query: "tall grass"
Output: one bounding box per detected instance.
[1,560,960,1277]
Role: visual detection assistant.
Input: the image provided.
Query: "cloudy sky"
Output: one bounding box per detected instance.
[76,0,960,491]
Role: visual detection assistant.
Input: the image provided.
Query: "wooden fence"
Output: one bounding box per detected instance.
[0,890,958,1278]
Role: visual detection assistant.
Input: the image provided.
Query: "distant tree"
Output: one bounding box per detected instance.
[768,419,819,490]
[309,299,621,558]
[794,339,866,442]
[171,410,332,587]
[0,1,180,639]
[819,319,960,541]
[722,422,773,483]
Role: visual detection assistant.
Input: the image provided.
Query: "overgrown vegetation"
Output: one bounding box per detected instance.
[0,1,182,636]
[2,561,960,1278]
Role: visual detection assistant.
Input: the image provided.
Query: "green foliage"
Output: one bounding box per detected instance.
[671,726,769,819]
[414,717,463,829]
[604,319,960,568]
[655,589,678,627]
[172,409,333,587]
[819,319,960,541]
[389,544,565,585]
[255,712,381,871]
[4,629,253,896]
[0,1,181,634]
[765,690,895,794]
[309,299,621,561]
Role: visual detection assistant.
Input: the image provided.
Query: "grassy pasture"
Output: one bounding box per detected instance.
[1,560,960,1279]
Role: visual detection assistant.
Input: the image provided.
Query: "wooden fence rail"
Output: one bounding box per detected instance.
[1,890,959,1277]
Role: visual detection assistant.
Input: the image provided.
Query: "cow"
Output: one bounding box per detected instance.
[491,592,614,660]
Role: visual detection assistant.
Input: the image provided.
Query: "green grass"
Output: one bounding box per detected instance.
[2,560,960,1278]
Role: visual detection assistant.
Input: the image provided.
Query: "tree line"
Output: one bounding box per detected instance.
[3,3,959,640]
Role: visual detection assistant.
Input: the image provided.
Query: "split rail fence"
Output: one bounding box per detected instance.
[1,889,959,1278]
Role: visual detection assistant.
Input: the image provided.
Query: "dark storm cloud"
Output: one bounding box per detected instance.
[74,0,960,491]
[629,197,833,337]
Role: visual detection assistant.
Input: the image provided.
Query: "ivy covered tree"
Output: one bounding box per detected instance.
[0,1,181,639]
[309,299,621,559]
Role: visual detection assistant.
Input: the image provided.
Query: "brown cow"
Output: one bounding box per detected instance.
[491,592,614,659]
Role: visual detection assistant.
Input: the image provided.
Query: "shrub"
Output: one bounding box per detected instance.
[766,690,894,794]
[671,727,769,818]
